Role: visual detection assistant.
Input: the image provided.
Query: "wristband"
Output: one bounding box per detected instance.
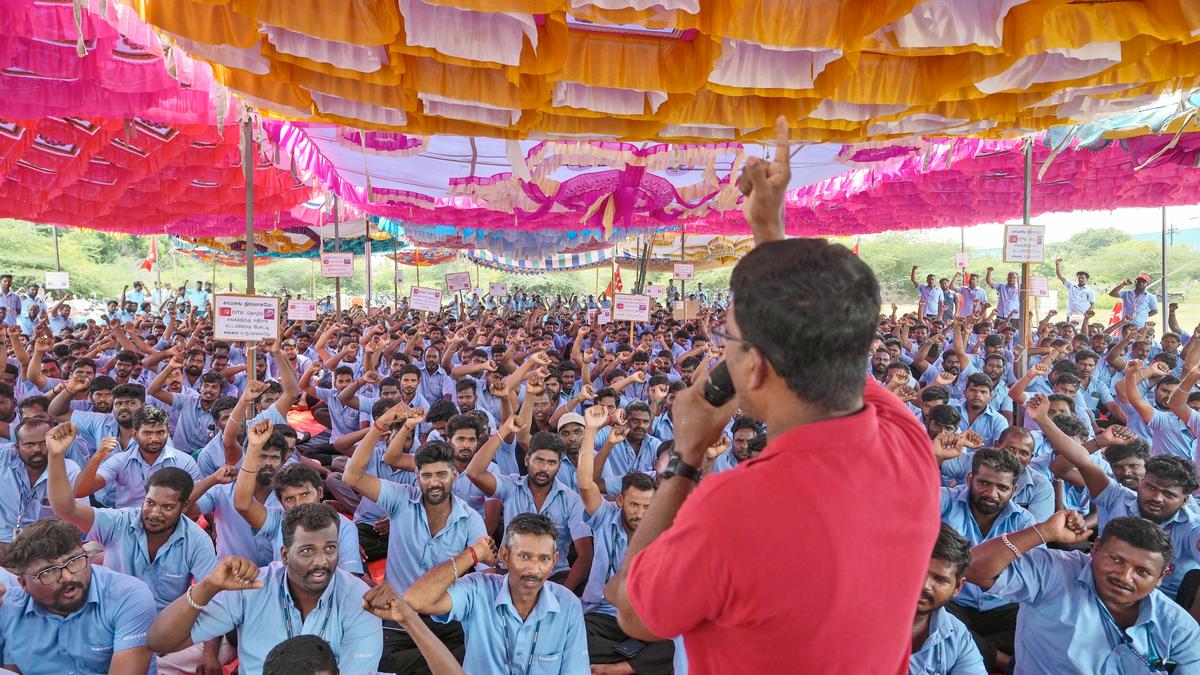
[1000,533,1023,558]
[186,585,208,610]
[466,546,479,566]
[239,467,258,474]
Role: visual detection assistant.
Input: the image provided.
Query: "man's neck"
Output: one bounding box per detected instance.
[24,464,44,486]
[911,612,932,653]
[509,582,541,621]
[423,497,451,520]
[138,448,162,465]
[970,504,1001,536]
[254,482,273,503]
[117,425,136,445]
[287,577,321,620]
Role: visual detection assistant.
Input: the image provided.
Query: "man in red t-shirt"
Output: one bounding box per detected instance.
[603,117,941,673]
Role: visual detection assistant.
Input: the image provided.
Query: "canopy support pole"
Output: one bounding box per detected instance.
[52,225,61,272]
[1018,139,1032,383]
[1162,206,1169,338]
[241,114,255,295]
[154,235,162,290]
[333,196,342,317]
[393,246,399,311]
[365,226,373,311]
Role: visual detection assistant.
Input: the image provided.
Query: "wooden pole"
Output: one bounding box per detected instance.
[52,225,61,272]
[333,196,342,317]
[241,114,255,295]
[1018,139,1032,385]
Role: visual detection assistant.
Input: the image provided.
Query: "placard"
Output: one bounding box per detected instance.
[597,309,612,325]
[45,271,69,289]
[672,263,695,281]
[409,286,443,312]
[394,268,404,283]
[954,252,968,268]
[612,293,651,322]
[1002,224,1046,264]
[320,252,354,278]
[586,308,597,323]
[287,299,317,320]
[445,272,472,291]
[1028,275,1049,298]
[644,284,664,298]
[489,282,508,297]
[214,294,281,342]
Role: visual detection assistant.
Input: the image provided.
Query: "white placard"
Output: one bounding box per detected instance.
[612,293,651,322]
[672,263,695,281]
[644,284,664,298]
[954,252,968,268]
[1029,275,1049,298]
[1003,224,1046,264]
[409,286,443,312]
[445,272,472,291]
[214,294,281,342]
[287,299,317,320]
[394,267,404,283]
[321,252,354,278]
[673,301,685,311]
[45,271,70,289]
[597,309,611,325]
[586,308,597,323]
[489,282,508,297]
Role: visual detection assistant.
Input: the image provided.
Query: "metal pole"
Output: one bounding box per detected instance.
[393,249,399,311]
[1019,139,1032,380]
[241,114,255,295]
[333,196,342,317]
[52,225,61,271]
[1162,206,1169,338]
[365,229,373,311]
[154,235,162,290]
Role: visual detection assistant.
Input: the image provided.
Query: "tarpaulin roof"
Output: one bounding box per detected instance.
[122,0,1200,143]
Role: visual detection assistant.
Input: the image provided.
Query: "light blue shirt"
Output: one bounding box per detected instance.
[0,291,20,325]
[986,547,1200,675]
[375,479,486,591]
[957,286,987,317]
[189,562,382,675]
[1146,409,1195,460]
[96,445,201,509]
[941,454,1055,521]
[316,387,364,442]
[940,485,1038,610]
[581,500,627,618]
[0,450,81,542]
[909,606,987,674]
[163,389,215,454]
[1065,281,1096,316]
[70,410,135,457]
[601,436,661,488]
[953,401,1009,446]
[918,284,944,315]
[494,473,592,575]
[437,571,589,675]
[195,483,281,566]
[417,367,455,404]
[0,566,158,674]
[991,282,1020,319]
[1092,480,1200,600]
[1120,289,1158,327]
[88,507,217,611]
[256,509,364,574]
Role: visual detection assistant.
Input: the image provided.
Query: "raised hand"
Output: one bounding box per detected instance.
[376,401,413,428]
[1038,510,1093,545]
[1096,424,1135,447]
[960,430,985,449]
[45,422,78,457]
[202,556,264,592]
[583,405,608,430]
[246,419,273,448]
[469,536,497,566]
[500,415,524,437]
[738,116,791,239]
[403,408,427,431]
[933,431,966,463]
[1026,393,1050,421]
[209,465,238,485]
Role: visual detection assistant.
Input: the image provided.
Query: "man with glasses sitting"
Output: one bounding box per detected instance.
[0,517,157,674]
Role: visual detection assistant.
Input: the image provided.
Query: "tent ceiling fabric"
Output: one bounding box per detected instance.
[122,0,1200,143]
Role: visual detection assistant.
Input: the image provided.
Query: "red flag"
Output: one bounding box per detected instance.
[139,237,157,272]
[851,237,860,256]
[614,266,623,293]
[1109,301,1123,326]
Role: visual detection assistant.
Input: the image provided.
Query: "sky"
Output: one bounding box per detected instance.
[894,204,1200,249]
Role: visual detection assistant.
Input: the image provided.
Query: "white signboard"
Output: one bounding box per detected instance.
[321,253,354,278]
[597,309,611,325]
[586,308,597,323]
[1029,275,1050,298]
[954,252,968,268]
[1003,224,1046,264]
[409,286,443,313]
[644,284,664,298]
[45,271,70,289]
[672,263,695,281]
[445,272,472,292]
[287,298,318,320]
[214,294,281,342]
[489,282,508,297]
[613,293,651,322]
[394,267,404,283]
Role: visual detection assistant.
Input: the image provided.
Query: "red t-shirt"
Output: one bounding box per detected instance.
[626,378,939,673]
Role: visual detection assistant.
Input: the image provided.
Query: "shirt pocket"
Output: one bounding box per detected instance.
[529,651,563,674]
[81,639,115,673]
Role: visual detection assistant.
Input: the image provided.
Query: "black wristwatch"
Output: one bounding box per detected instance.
[661,453,702,483]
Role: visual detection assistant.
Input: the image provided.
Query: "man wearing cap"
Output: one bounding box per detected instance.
[554,411,588,490]
[1109,274,1159,328]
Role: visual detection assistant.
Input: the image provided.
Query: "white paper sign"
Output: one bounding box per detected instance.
[321,253,354,278]
[445,272,472,291]
[288,299,318,320]
[489,282,508,297]
[586,309,597,323]
[597,309,611,325]
[954,252,968,268]
[214,294,281,342]
[1029,275,1050,298]
[1003,224,1046,264]
[45,271,69,289]
[644,284,664,298]
[612,293,651,322]
[409,286,443,312]
[673,263,695,281]
[394,267,404,283]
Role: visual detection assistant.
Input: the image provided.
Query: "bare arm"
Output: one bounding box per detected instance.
[232,420,273,530]
[46,423,95,532]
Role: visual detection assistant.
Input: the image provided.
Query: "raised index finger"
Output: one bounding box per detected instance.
[773,115,790,162]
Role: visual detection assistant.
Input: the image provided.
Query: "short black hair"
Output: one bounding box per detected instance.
[446,413,485,439]
[1103,437,1151,464]
[272,464,323,499]
[263,635,338,675]
[1144,456,1199,493]
[1047,393,1076,414]
[503,512,558,547]
[1098,516,1173,570]
[921,385,950,403]
[112,383,146,402]
[730,415,764,435]
[730,238,879,412]
[927,404,961,428]
[281,502,339,549]
[427,400,458,424]
[1051,412,1088,440]
[528,431,565,457]
[931,522,972,579]
[965,373,993,390]
[132,405,169,429]
[456,378,477,394]
[621,472,655,494]
[146,467,195,504]
[414,441,455,469]
[6,518,83,571]
[625,401,651,417]
[971,447,1023,479]
[211,396,238,420]
[398,364,423,380]
[89,376,116,393]
[1152,352,1179,370]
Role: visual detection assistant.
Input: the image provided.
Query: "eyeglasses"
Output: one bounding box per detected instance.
[24,551,92,585]
[710,325,785,372]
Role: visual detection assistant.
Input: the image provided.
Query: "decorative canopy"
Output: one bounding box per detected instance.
[121,0,1200,143]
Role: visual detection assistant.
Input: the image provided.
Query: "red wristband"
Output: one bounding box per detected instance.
[466,546,479,566]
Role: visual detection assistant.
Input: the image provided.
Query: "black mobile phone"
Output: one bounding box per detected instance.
[612,638,646,659]
[704,361,736,406]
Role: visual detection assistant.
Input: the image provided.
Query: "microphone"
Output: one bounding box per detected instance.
[703,361,736,407]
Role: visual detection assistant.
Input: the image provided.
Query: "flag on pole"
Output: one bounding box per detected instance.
[1109,301,1124,326]
[851,237,860,256]
[139,237,157,272]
